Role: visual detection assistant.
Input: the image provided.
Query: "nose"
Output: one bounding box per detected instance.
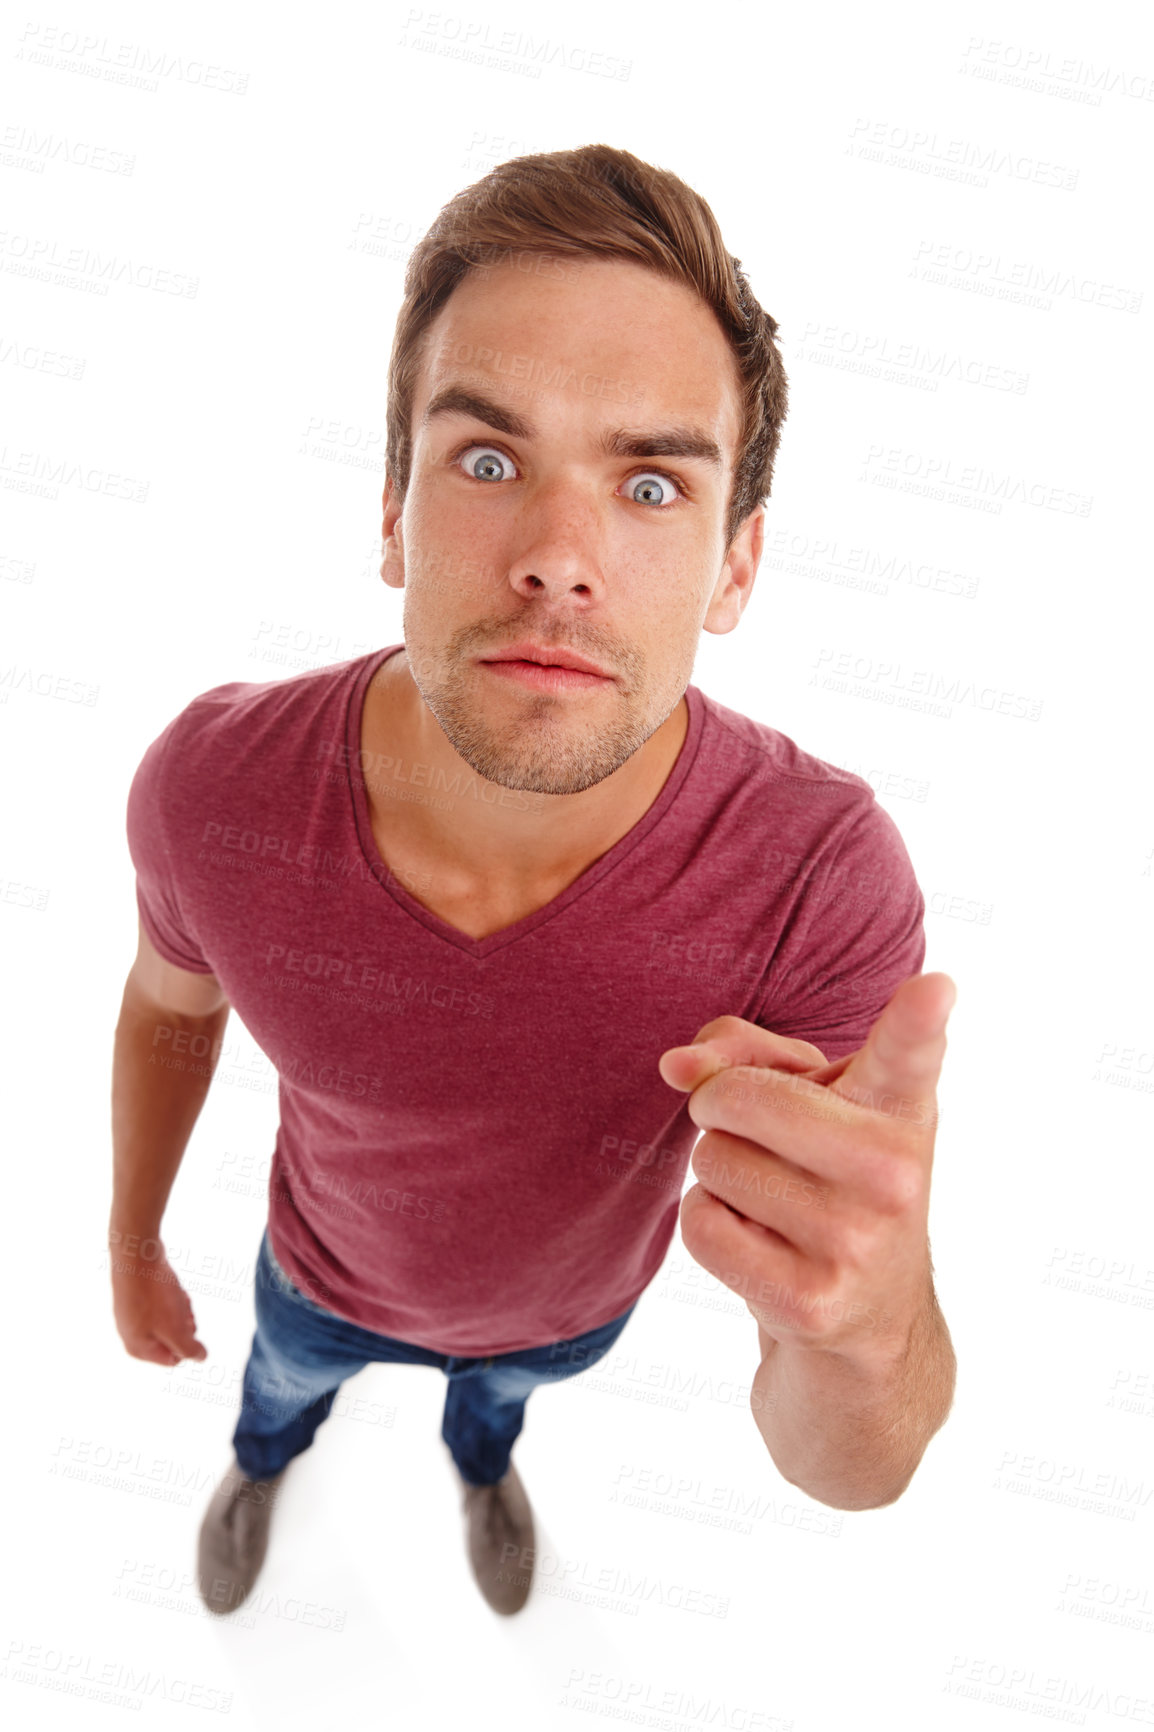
[505,475,605,600]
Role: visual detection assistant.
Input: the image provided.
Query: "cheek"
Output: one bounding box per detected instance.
[407,493,500,596]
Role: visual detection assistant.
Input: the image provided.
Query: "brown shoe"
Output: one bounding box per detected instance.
[197,1461,287,1615]
[460,1460,536,1615]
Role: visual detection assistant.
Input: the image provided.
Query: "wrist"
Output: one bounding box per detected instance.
[108,1224,165,1260]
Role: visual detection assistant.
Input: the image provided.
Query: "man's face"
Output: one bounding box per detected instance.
[382,252,762,797]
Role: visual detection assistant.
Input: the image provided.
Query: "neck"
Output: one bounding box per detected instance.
[362,648,689,890]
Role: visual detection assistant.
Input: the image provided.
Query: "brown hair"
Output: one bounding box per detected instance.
[385,144,788,554]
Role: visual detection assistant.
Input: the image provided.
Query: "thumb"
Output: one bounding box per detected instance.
[159,1331,207,1363]
[829,971,956,1124]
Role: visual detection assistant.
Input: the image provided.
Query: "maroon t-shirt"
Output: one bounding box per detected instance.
[125,643,925,1354]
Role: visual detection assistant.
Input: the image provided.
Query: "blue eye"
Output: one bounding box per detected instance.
[457,446,512,482]
[628,472,681,508]
[453,444,683,508]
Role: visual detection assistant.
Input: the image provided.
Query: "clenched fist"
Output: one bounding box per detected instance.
[110,1235,208,1367]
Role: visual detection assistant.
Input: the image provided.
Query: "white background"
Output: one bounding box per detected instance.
[2,0,1152,1727]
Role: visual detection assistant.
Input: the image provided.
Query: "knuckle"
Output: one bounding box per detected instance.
[872,1149,923,1216]
[690,1130,725,1178]
[694,1015,748,1041]
[837,1221,877,1274]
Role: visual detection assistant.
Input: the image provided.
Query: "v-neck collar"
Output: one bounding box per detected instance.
[344,643,705,958]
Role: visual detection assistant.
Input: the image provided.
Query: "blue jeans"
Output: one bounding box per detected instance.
[232,1226,639,1486]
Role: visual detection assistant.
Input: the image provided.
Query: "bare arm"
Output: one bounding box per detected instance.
[752,1291,956,1510]
[109,919,230,1364]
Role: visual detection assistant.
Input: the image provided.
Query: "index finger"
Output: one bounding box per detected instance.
[660,1016,828,1092]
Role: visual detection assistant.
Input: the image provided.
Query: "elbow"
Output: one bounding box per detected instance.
[783,1469,917,1513]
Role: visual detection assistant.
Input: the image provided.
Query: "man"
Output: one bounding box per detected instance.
[111,144,956,1621]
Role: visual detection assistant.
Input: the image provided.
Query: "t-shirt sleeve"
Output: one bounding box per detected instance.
[753,794,926,1063]
[125,717,216,975]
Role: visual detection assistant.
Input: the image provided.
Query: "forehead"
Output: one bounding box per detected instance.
[414,253,744,451]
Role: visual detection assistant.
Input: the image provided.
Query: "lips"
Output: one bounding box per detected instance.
[482,660,607,692]
[481,641,612,679]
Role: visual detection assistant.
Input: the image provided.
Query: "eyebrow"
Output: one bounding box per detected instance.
[420,384,726,472]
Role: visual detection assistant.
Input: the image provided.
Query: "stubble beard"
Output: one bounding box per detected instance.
[414,643,689,796]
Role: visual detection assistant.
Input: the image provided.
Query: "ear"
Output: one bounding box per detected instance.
[381,474,405,588]
[702,504,764,636]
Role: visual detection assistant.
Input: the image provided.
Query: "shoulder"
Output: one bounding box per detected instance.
[694,684,876,802]
[691,685,884,874]
[687,685,921,919]
[142,652,376,780]
[126,652,380,858]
